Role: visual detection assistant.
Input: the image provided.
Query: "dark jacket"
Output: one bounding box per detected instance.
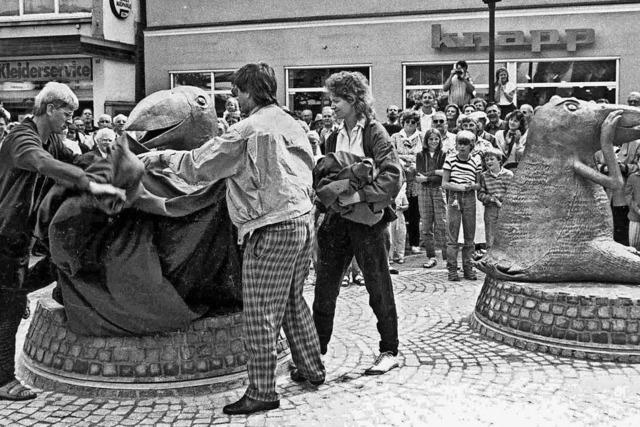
[416,149,447,187]
[323,119,402,210]
[0,117,88,250]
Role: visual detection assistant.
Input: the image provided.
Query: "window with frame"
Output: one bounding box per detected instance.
[286,65,371,119]
[404,58,618,109]
[0,0,91,16]
[170,70,235,118]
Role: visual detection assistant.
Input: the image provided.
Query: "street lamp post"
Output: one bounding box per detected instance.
[483,0,501,103]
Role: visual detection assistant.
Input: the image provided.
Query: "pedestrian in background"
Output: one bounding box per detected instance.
[477,148,514,250]
[415,128,448,269]
[389,182,409,264]
[442,130,482,281]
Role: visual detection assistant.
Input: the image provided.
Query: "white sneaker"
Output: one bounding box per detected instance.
[410,246,423,254]
[364,352,399,375]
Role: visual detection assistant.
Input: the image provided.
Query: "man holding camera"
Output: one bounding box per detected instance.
[443,60,476,108]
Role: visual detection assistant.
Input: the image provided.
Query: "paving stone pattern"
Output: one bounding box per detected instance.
[21,300,288,396]
[474,277,640,362]
[2,255,640,426]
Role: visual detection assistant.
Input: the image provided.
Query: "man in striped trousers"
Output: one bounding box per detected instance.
[140,62,325,415]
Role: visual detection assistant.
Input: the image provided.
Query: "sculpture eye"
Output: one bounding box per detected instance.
[196,96,208,107]
[565,102,579,112]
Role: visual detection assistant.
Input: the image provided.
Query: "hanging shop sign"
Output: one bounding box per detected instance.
[110,0,132,20]
[431,24,595,52]
[0,59,92,83]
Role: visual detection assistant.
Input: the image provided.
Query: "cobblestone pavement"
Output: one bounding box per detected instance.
[3,254,640,426]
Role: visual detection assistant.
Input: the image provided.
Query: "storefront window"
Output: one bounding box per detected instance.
[0,0,91,16]
[24,0,55,14]
[286,66,371,118]
[59,0,91,13]
[0,0,19,16]
[170,70,234,117]
[404,61,506,109]
[404,58,618,109]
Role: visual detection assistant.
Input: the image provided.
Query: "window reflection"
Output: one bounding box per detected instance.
[287,66,370,118]
[59,0,92,13]
[0,0,19,16]
[406,59,617,109]
[24,0,55,14]
[173,72,211,92]
[288,67,370,88]
[517,60,616,84]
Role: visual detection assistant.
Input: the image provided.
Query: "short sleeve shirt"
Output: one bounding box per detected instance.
[443,154,481,186]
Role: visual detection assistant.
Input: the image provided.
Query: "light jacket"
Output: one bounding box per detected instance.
[161,104,315,242]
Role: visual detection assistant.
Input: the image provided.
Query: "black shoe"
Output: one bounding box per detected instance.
[389,267,399,275]
[290,369,325,386]
[222,395,280,415]
[463,271,477,280]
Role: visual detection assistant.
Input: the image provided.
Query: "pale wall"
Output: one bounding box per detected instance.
[144,5,640,110]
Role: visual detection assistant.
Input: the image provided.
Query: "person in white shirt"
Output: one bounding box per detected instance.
[494,67,517,118]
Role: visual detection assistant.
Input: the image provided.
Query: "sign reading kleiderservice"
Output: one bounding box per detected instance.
[110,0,132,20]
[0,59,92,83]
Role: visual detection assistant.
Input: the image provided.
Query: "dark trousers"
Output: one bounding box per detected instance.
[404,195,420,247]
[612,205,630,246]
[0,236,30,385]
[313,213,399,356]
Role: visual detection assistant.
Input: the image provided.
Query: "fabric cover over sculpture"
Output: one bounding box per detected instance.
[36,86,242,336]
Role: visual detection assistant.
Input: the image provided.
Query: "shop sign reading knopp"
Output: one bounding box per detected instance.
[431,24,595,52]
[110,0,132,19]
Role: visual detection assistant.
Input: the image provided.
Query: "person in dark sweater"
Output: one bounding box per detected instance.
[415,128,448,268]
[312,71,402,376]
[0,82,125,401]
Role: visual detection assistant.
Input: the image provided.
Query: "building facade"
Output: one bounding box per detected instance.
[0,0,142,121]
[143,0,640,119]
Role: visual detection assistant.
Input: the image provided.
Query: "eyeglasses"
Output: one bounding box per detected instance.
[57,107,74,120]
[629,100,640,105]
[405,119,418,125]
[432,119,445,124]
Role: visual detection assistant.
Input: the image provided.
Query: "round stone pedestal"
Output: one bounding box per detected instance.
[18,298,290,398]
[471,276,640,362]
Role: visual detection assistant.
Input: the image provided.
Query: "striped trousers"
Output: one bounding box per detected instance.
[243,213,325,402]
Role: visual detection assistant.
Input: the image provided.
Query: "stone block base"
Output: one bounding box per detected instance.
[18,298,290,397]
[472,276,640,362]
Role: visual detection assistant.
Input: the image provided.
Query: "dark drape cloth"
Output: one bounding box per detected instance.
[36,142,242,337]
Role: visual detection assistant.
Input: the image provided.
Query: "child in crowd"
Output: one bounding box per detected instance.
[477,148,514,251]
[389,182,409,264]
[415,129,447,268]
[442,130,482,281]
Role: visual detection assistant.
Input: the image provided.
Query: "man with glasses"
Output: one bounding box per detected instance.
[628,92,640,107]
[431,111,457,154]
[0,82,125,401]
[113,114,128,137]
